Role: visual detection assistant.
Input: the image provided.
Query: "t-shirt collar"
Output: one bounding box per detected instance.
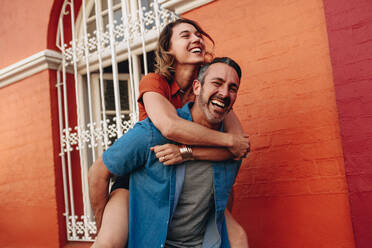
[170,78,182,96]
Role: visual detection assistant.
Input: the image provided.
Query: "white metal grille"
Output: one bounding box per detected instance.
[56,0,177,241]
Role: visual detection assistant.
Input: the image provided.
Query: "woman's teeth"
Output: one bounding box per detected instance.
[190,48,202,53]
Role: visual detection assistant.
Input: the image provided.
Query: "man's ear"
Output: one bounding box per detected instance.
[193,79,202,96]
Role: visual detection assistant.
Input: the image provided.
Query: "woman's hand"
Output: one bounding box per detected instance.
[228,134,251,160]
[151,144,184,166]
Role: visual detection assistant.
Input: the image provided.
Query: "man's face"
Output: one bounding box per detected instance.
[195,63,240,125]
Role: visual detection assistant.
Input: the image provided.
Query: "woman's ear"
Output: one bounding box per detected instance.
[193,79,201,96]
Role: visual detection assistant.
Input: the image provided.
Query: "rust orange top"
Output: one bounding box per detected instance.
[137,73,184,121]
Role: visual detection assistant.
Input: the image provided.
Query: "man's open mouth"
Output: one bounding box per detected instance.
[209,97,230,114]
[211,99,225,108]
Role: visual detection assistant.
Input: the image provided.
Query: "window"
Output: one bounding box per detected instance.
[56,0,213,242]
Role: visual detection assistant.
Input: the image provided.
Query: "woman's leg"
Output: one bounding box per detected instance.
[225,209,249,248]
[92,189,129,248]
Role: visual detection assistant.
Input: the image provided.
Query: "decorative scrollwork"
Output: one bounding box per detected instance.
[66,215,97,241]
[61,113,137,153]
[61,4,177,65]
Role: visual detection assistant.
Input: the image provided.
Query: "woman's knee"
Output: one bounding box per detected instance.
[231,225,249,248]
[92,237,124,248]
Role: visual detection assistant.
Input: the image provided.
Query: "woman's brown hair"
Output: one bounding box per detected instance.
[154,18,214,82]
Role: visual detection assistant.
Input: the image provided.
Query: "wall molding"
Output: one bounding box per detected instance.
[0,0,215,89]
[160,0,215,15]
[0,49,62,89]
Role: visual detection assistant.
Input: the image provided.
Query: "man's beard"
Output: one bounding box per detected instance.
[197,88,231,125]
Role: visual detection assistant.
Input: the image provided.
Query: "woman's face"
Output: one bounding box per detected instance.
[168,23,206,66]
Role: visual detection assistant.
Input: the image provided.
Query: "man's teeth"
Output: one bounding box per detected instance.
[190,48,201,53]
[211,99,225,108]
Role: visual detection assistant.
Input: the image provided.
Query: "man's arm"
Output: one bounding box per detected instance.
[88,157,111,232]
[102,122,151,176]
[89,121,152,230]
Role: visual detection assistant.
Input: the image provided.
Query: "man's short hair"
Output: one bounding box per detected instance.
[197,57,242,85]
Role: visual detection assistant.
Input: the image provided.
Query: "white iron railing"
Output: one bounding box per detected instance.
[56,0,177,241]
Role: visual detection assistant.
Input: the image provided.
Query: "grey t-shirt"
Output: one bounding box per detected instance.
[165,161,214,248]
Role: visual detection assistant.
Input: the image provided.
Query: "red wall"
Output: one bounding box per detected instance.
[323,0,372,247]
[184,0,355,247]
[0,71,60,247]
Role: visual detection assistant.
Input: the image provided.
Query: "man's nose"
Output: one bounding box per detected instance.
[218,84,229,97]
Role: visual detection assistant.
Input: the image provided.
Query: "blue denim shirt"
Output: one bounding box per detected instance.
[103,103,241,248]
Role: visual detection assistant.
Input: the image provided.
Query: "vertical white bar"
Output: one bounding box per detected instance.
[81,0,94,239]
[56,57,71,241]
[153,0,161,36]
[91,75,104,156]
[94,0,109,150]
[129,0,138,16]
[70,0,90,239]
[131,54,140,117]
[59,4,77,239]
[137,0,148,75]
[82,0,96,161]
[120,0,137,119]
[108,0,123,138]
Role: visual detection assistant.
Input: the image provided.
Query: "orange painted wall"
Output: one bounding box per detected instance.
[0,0,356,247]
[0,71,60,247]
[0,0,54,68]
[184,0,355,247]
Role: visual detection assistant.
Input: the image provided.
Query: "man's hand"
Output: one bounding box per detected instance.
[228,134,251,160]
[151,144,184,166]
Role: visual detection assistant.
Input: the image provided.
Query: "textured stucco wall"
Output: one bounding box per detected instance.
[0,0,360,247]
[0,71,60,247]
[184,0,355,247]
[0,0,55,68]
[0,0,62,247]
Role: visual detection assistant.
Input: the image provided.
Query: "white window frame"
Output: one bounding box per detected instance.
[56,0,215,242]
[90,73,134,154]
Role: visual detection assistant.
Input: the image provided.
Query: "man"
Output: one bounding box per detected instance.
[89,57,244,248]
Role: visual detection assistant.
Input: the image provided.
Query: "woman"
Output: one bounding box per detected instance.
[92,18,249,248]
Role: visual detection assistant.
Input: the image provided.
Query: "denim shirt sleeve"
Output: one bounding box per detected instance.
[102,121,151,176]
